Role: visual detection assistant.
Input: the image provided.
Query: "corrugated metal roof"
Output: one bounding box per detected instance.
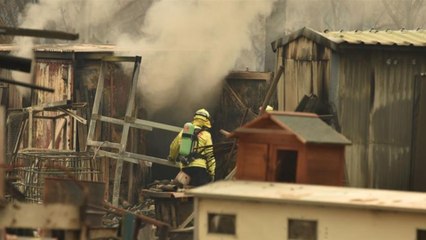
[272,27,426,51]
[323,29,426,46]
[189,180,426,214]
[271,113,351,145]
[0,43,115,53]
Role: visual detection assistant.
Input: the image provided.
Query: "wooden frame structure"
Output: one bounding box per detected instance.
[85,56,181,206]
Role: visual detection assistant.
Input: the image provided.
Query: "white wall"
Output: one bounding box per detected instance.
[195,198,426,240]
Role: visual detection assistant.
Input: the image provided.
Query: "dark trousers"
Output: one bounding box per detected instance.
[182,167,210,186]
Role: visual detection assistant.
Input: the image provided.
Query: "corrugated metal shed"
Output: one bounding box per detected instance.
[272,27,426,191]
[271,113,351,145]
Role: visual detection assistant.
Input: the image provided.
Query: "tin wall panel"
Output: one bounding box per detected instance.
[339,51,426,190]
[282,38,331,111]
[33,59,73,149]
[411,75,426,191]
[368,53,417,190]
[283,60,329,111]
[276,32,426,191]
[338,53,371,188]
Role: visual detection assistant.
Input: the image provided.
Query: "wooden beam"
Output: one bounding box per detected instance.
[226,71,272,81]
[97,150,179,168]
[0,26,79,40]
[260,66,284,115]
[0,105,5,198]
[112,57,141,207]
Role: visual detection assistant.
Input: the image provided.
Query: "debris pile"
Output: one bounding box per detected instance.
[102,198,156,228]
[146,179,186,192]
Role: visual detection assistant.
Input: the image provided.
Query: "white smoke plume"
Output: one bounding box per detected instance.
[116,0,277,116]
[12,0,123,96]
[12,1,64,96]
[13,0,276,117]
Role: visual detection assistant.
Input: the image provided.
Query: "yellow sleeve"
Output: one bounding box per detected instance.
[199,131,216,176]
[169,131,183,161]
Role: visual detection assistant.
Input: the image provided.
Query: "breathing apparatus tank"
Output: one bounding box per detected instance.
[178,122,198,165]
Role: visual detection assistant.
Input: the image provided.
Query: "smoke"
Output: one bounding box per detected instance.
[12,0,124,96]
[12,0,276,118]
[12,1,64,96]
[116,0,277,117]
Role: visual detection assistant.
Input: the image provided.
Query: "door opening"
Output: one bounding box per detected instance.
[276,150,298,182]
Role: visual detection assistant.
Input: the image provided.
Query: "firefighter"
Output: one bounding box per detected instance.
[168,108,216,186]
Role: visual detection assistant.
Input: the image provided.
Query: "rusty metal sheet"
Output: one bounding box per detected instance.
[33,59,73,149]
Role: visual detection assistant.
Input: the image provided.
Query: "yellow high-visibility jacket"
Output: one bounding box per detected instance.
[169,123,216,177]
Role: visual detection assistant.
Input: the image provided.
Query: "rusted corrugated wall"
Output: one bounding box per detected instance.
[338,51,426,190]
[33,59,73,149]
[279,38,426,190]
[280,37,331,111]
[30,48,148,203]
[337,52,371,188]
[411,75,426,191]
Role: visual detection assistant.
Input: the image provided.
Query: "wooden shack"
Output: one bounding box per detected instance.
[189,180,426,240]
[229,111,350,186]
[271,27,426,191]
[1,44,148,204]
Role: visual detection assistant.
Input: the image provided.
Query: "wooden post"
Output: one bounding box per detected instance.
[28,108,33,148]
[112,57,141,207]
[128,161,134,204]
[0,105,6,198]
[260,65,284,115]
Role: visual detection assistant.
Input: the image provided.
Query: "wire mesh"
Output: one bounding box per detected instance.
[13,149,102,203]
